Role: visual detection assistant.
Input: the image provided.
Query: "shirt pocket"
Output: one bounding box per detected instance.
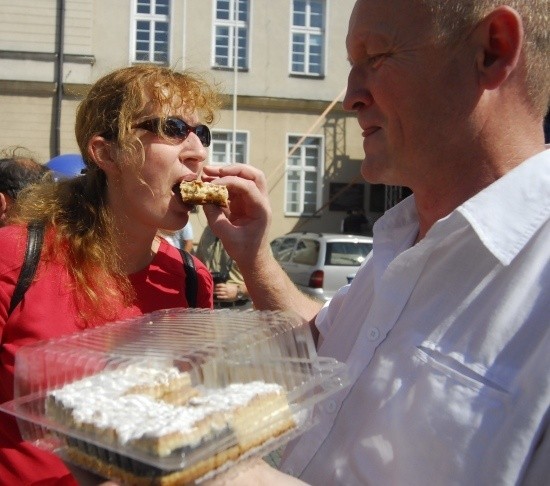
[415,344,509,394]
[400,345,510,475]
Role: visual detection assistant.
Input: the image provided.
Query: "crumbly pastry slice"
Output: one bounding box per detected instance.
[179,180,229,207]
[45,366,199,450]
[46,365,195,410]
[188,382,296,454]
[46,371,296,485]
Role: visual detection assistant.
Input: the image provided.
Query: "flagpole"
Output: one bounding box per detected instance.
[232,0,239,163]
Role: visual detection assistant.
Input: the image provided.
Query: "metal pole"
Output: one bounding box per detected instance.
[232,0,239,162]
[182,0,187,67]
[53,0,65,157]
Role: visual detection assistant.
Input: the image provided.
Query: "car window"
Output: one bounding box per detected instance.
[291,239,319,265]
[325,241,372,266]
[275,237,298,262]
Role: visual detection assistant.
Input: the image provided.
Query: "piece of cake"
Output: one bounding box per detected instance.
[45,366,295,485]
[179,180,229,207]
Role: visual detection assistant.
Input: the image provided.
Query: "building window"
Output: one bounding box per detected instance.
[285,135,323,215]
[210,130,248,164]
[132,0,170,63]
[290,0,325,76]
[213,0,249,69]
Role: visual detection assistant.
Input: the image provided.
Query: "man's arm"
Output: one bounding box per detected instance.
[201,164,322,326]
[183,238,194,253]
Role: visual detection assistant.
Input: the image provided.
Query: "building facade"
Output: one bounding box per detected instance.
[0,0,389,241]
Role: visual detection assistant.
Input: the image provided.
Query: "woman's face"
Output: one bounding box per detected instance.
[106,105,208,236]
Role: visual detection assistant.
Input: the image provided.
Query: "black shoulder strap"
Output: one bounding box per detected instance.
[8,228,198,315]
[8,221,45,317]
[179,249,198,308]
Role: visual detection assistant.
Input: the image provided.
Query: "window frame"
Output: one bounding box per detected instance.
[130,0,171,64]
[209,129,250,165]
[212,0,251,70]
[284,133,324,216]
[289,0,326,77]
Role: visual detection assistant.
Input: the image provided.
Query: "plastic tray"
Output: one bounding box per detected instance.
[1,308,349,483]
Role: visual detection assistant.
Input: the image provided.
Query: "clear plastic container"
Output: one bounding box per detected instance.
[1,308,349,484]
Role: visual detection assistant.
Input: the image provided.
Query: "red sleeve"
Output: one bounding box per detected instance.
[0,225,28,340]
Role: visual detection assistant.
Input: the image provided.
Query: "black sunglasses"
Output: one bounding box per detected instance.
[133,117,211,147]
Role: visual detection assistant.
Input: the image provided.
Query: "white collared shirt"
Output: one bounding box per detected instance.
[281,149,550,485]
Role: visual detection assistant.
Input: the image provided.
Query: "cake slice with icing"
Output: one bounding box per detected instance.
[45,366,295,484]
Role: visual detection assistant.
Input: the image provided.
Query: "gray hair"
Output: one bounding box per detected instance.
[420,0,549,117]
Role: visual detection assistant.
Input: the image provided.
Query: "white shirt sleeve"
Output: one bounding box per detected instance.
[181,223,193,241]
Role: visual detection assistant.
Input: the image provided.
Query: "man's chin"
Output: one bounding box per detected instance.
[360,160,387,185]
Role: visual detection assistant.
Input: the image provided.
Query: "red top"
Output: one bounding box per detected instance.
[0,224,213,485]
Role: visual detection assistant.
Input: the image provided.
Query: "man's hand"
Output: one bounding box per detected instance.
[202,457,309,486]
[201,164,321,323]
[214,282,239,301]
[201,164,272,267]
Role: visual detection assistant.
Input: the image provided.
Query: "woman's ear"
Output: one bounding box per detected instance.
[472,6,523,90]
[87,135,120,176]
[0,192,9,224]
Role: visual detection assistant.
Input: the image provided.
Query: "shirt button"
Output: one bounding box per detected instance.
[325,400,337,413]
[368,327,380,341]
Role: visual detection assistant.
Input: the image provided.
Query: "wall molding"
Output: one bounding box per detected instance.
[0,50,95,65]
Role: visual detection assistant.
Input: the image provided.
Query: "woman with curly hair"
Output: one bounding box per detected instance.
[0,64,219,484]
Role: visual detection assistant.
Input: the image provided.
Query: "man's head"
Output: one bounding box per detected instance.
[418,0,549,118]
[0,148,50,226]
[344,0,548,191]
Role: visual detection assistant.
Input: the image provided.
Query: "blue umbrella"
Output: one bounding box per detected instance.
[46,154,85,180]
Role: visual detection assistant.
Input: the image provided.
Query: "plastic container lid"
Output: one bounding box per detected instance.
[1,308,349,483]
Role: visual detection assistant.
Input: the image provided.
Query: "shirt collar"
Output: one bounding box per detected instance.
[458,148,550,265]
[373,148,550,266]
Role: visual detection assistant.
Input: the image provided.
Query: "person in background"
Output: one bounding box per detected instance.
[0,148,50,227]
[201,0,549,484]
[160,221,194,252]
[341,207,369,235]
[195,224,250,308]
[0,64,218,485]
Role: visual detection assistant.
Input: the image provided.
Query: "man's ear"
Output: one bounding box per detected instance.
[87,135,120,176]
[473,6,523,90]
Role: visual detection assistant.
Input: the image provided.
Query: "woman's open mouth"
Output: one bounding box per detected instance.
[171,182,195,210]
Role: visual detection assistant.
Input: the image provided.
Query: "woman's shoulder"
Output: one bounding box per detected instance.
[0,224,27,241]
[158,239,210,275]
[0,225,28,274]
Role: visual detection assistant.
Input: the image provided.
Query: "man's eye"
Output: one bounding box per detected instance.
[367,53,388,68]
[348,51,390,69]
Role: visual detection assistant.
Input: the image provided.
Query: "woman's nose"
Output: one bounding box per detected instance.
[180,133,208,163]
